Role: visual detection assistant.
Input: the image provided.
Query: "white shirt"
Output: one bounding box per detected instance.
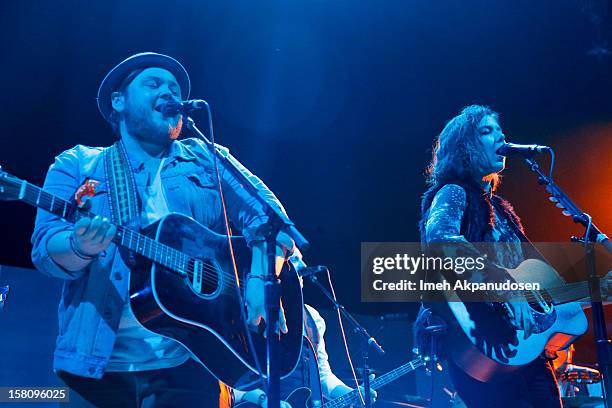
[107,154,190,372]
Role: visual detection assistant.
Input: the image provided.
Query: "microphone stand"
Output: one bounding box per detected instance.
[307,272,385,408]
[183,107,309,408]
[523,155,612,408]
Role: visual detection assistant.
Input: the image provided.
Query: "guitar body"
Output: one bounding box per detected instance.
[284,388,314,408]
[437,259,588,382]
[129,213,304,389]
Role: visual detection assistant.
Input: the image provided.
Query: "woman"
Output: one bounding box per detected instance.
[417,105,562,407]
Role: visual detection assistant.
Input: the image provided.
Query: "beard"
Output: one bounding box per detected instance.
[123,102,182,146]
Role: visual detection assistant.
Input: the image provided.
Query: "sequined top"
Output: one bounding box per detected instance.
[424,183,524,270]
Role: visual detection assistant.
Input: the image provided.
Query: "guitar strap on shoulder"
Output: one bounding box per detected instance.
[491,197,549,263]
[103,141,141,227]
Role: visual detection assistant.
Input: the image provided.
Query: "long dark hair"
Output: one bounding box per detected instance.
[419,105,522,241]
[426,104,501,190]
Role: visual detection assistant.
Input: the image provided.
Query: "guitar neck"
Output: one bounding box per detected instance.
[494,280,606,306]
[21,181,77,223]
[21,181,190,275]
[323,358,424,408]
[543,280,603,305]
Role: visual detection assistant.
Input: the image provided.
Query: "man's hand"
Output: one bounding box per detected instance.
[245,230,295,334]
[275,231,295,255]
[245,275,288,335]
[72,215,116,257]
[356,376,378,405]
[330,374,378,404]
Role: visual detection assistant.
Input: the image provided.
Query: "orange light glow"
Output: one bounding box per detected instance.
[169,116,183,140]
[502,122,612,242]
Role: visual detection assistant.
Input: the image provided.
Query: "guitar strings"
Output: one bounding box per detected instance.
[34,193,242,292]
[502,280,595,304]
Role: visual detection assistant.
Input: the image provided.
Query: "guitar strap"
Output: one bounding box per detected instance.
[103,141,142,267]
[103,141,141,227]
[490,198,549,263]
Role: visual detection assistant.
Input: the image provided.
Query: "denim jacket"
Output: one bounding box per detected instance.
[31,138,284,378]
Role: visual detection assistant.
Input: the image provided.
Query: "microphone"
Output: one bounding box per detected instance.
[156,99,208,116]
[288,254,329,278]
[496,143,551,156]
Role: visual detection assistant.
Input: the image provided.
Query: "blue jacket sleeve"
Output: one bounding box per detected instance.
[31,147,86,280]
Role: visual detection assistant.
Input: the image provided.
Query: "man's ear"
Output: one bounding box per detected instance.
[111,91,125,113]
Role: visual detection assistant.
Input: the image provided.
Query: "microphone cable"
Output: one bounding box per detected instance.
[196,103,268,393]
[325,269,367,406]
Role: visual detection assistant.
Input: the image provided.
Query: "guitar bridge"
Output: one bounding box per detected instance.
[192,259,203,293]
[186,258,221,298]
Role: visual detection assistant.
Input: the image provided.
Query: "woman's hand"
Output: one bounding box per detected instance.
[507,301,535,340]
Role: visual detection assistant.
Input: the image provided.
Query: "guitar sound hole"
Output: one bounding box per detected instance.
[187,258,221,297]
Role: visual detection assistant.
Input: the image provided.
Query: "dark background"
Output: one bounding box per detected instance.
[0,1,611,405]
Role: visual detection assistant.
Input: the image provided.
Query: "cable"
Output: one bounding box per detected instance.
[548,148,555,180]
[199,104,267,392]
[326,270,366,406]
[584,213,593,248]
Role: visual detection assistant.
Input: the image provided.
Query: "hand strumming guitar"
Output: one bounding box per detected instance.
[507,301,536,340]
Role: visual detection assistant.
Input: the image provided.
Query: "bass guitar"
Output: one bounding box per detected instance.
[236,357,424,408]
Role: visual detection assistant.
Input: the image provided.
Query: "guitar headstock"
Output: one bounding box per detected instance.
[0,166,25,201]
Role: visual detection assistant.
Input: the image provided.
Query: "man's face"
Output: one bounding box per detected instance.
[476,115,506,176]
[114,67,182,144]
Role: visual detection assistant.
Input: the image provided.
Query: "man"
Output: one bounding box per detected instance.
[31,52,292,407]
[231,305,377,407]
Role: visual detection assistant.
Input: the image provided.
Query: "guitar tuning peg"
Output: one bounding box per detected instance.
[562,210,571,216]
[548,197,558,202]
[556,203,566,209]
[573,215,585,223]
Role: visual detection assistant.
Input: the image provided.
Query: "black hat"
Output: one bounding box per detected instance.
[97,52,191,122]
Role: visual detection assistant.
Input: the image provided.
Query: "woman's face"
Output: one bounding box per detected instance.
[475,115,506,177]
